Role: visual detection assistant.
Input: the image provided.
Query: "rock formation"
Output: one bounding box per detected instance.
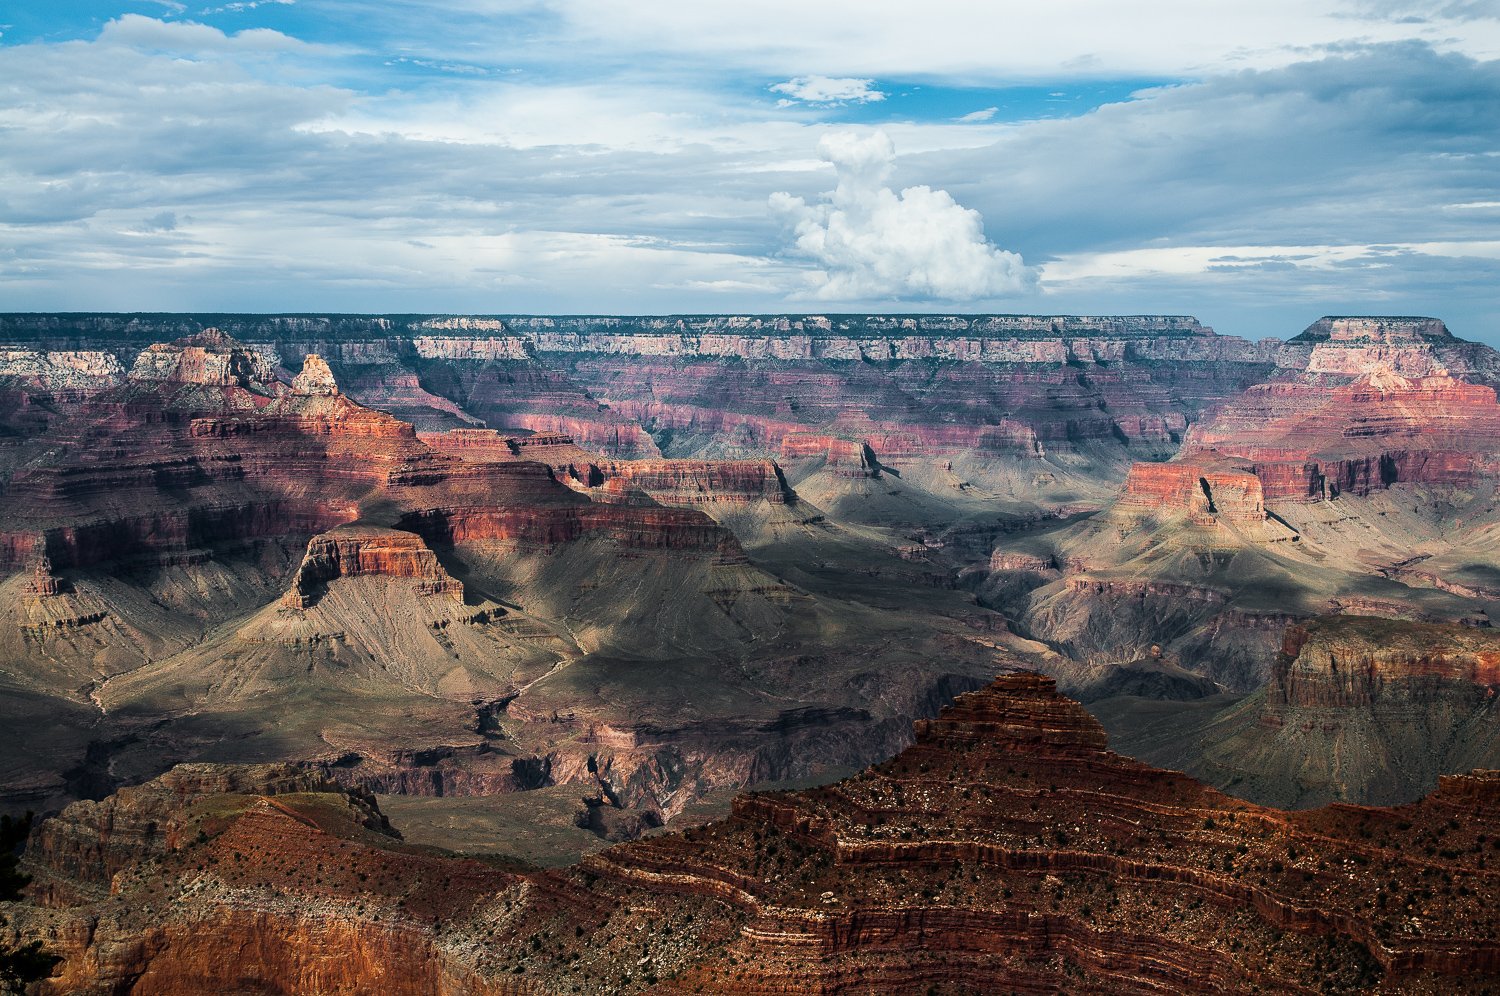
[7,311,1500,854]
[11,675,1500,995]
[1181,367,1500,501]
[1275,316,1500,386]
[1179,616,1500,808]
[280,527,464,608]
[980,316,1500,696]
[1112,454,1269,528]
[0,325,1012,829]
[290,352,339,395]
[420,429,794,508]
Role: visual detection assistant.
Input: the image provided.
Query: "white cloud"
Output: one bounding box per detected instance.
[958,107,998,121]
[547,0,1500,81]
[769,130,1036,301]
[210,1,297,11]
[769,76,885,104]
[1041,241,1500,283]
[97,13,315,53]
[5,9,1500,334]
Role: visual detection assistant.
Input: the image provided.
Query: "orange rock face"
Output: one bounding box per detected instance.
[1114,456,1267,525]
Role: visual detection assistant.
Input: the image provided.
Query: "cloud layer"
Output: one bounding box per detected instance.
[771,132,1035,301]
[1,6,1500,340]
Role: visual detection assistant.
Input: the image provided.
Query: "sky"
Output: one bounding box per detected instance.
[3,1,1500,343]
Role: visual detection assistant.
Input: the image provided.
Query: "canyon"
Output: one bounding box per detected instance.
[3,310,1500,992]
[1130,615,1500,809]
[7,673,1499,995]
[978,317,1500,705]
[0,310,1497,858]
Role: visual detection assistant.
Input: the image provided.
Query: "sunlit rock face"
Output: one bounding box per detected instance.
[1181,367,1500,501]
[290,353,339,396]
[1276,316,1500,384]
[127,329,278,389]
[1173,316,1500,500]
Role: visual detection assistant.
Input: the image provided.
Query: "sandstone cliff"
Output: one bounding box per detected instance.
[419,429,794,508]
[1186,616,1500,808]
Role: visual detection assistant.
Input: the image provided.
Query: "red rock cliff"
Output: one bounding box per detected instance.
[280,527,465,607]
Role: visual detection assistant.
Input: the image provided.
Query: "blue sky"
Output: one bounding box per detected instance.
[3,1,1500,344]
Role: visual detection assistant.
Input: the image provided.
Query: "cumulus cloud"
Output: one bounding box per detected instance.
[769,130,1036,301]
[769,76,884,104]
[97,13,313,53]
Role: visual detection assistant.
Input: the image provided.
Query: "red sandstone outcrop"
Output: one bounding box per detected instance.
[912,672,1108,750]
[420,429,793,507]
[1177,320,1500,501]
[281,527,464,608]
[779,433,880,476]
[18,555,67,597]
[22,762,390,907]
[1113,455,1267,526]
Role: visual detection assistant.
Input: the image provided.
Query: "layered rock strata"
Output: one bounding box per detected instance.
[1274,316,1500,386]
[0,312,1285,515]
[1189,616,1500,807]
[1113,455,1268,528]
[420,429,793,507]
[988,317,1500,692]
[0,334,745,573]
[13,676,1500,995]
[281,527,464,608]
[1181,367,1500,501]
[22,762,391,907]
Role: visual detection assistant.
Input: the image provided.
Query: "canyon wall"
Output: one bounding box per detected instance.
[1188,616,1500,808]
[13,675,1500,996]
[0,312,1286,515]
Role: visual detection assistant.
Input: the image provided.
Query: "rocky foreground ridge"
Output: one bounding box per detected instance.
[7,673,1500,995]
